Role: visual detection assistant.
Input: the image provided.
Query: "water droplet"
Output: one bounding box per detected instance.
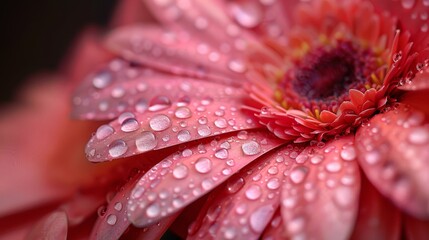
[135,98,148,113]
[177,130,191,142]
[198,117,208,125]
[310,154,323,164]
[230,2,263,28]
[108,140,128,157]
[172,164,188,179]
[249,205,274,233]
[325,161,342,173]
[333,186,355,208]
[245,184,262,200]
[214,118,228,129]
[287,216,305,234]
[118,112,135,124]
[227,177,245,193]
[340,146,356,161]
[290,166,309,184]
[267,166,278,175]
[148,96,172,111]
[121,118,140,132]
[149,114,172,131]
[97,205,107,217]
[237,131,248,139]
[214,148,229,159]
[92,70,112,89]
[106,214,117,225]
[136,131,157,152]
[194,157,212,173]
[114,202,123,211]
[146,203,161,217]
[111,87,125,98]
[96,124,114,140]
[266,178,280,190]
[364,150,382,165]
[223,227,237,239]
[401,0,415,9]
[228,59,247,73]
[197,125,211,137]
[241,141,261,156]
[174,107,192,119]
[408,128,429,144]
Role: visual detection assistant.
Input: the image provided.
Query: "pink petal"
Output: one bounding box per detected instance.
[281,136,361,239]
[350,176,401,240]
[122,214,180,240]
[188,146,298,239]
[261,209,287,239]
[355,104,429,218]
[60,192,105,226]
[83,78,260,162]
[127,130,283,227]
[25,211,68,240]
[89,173,142,240]
[400,68,429,91]
[105,25,251,86]
[369,0,429,48]
[405,214,429,240]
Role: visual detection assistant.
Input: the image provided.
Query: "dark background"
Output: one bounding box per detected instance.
[0,0,117,104]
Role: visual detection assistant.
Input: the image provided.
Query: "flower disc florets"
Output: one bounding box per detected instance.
[246,0,427,143]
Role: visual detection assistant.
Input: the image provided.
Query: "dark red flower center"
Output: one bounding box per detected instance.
[277,41,378,112]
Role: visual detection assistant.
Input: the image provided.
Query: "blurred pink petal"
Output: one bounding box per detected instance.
[25,211,68,240]
[356,104,429,218]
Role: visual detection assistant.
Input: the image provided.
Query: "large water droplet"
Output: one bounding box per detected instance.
[136,131,157,152]
[174,106,192,119]
[241,141,261,156]
[340,145,356,161]
[214,148,229,159]
[96,124,114,140]
[290,166,309,184]
[121,118,140,132]
[325,161,342,173]
[172,164,189,179]
[92,70,112,89]
[148,96,172,112]
[106,214,117,225]
[227,177,245,193]
[228,59,247,73]
[108,140,128,157]
[194,157,212,174]
[197,125,211,137]
[177,130,191,142]
[408,128,429,144]
[146,203,161,218]
[266,178,280,190]
[401,0,415,9]
[214,118,228,129]
[230,2,263,28]
[249,205,274,233]
[149,114,172,131]
[245,184,262,200]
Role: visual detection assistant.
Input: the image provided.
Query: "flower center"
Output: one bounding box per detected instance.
[277,41,378,112]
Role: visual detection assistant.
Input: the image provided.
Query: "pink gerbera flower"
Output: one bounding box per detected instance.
[69,0,429,239]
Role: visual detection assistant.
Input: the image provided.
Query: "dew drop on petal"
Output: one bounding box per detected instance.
[333,186,355,208]
[121,118,140,132]
[249,205,274,233]
[227,177,245,193]
[197,125,211,137]
[174,106,192,119]
[241,141,261,156]
[194,157,212,174]
[228,59,247,73]
[245,184,262,200]
[407,128,429,144]
[106,214,117,225]
[148,96,172,112]
[401,0,415,9]
[214,148,229,159]
[223,227,237,239]
[172,165,188,179]
[108,140,128,157]
[266,178,280,190]
[135,131,157,152]
[146,203,161,218]
[230,2,263,28]
[214,118,228,129]
[325,161,342,173]
[149,114,172,131]
[177,130,191,142]
[92,70,112,89]
[290,166,309,184]
[135,98,148,113]
[96,124,114,140]
[340,146,356,161]
[114,202,122,211]
[118,112,135,124]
